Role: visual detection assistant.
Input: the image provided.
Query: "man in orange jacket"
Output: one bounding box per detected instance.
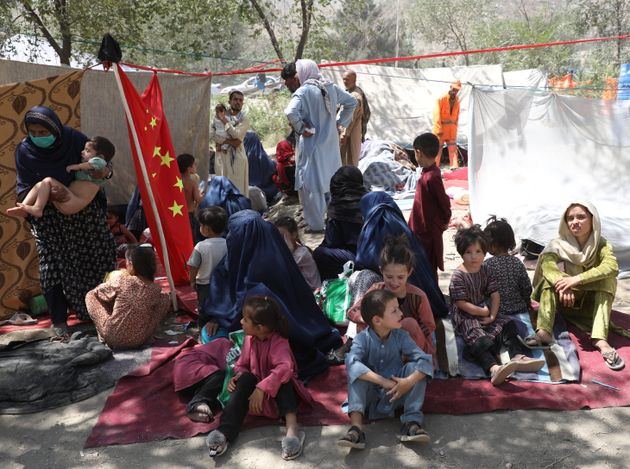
[433,80,461,168]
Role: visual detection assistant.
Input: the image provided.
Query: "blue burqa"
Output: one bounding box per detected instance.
[243,131,278,201]
[199,176,251,218]
[355,192,448,318]
[200,209,341,379]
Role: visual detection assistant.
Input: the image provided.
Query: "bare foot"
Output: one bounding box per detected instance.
[6,206,28,217]
[187,402,213,423]
[536,329,553,344]
[16,203,43,218]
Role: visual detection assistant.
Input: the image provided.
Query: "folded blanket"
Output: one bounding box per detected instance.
[436,311,580,383]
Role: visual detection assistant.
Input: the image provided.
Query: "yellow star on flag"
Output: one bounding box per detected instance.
[153,146,161,157]
[152,172,157,178]
[149,117,158,129]
[160,151,174,168]
[174,176,184,192]
[169,200,184,217]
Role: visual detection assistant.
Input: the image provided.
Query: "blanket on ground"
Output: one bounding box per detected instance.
[85,311,630,448]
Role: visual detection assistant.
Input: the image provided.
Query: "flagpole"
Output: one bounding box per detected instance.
[113,63,178,311]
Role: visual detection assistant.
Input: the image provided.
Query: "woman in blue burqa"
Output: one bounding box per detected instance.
[355,191,448,318]
[198,209,342,379]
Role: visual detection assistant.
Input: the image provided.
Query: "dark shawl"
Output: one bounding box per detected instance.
[15,106,88,196]
[355,192,448,318]
[327,165,366,224]
[200,209,341,379]
[243,131,278,201]
[199,176,251,218]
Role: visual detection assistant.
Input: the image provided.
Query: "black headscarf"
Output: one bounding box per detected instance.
[326,165,366,224]
[15,106,87,196]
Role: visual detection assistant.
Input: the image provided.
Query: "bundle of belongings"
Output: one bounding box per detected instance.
[358,140,418,193]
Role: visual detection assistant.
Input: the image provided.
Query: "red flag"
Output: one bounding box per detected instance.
[115,65,193,285]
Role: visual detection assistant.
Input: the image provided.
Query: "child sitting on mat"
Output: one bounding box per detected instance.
[339,289,433,449]
[449,226,544,385]
[274,216,321,291]
[8,136,115,218]
[483,216,532,315]
[85,244,171,349]
[206,295,311,461]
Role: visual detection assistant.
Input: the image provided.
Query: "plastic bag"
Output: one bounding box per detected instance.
[217,329,245,407]
[316,261,354,325]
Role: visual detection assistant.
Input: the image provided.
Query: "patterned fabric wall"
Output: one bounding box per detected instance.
[0,71,84,318]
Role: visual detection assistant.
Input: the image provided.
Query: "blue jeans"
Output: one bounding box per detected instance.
[347,362,427,424]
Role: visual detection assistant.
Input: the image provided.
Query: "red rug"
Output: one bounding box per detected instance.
[84,311,630,448]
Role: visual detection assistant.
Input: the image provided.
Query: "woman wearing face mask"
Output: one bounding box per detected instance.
[13,106,116,338]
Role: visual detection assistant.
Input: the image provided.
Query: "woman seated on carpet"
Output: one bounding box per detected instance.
[527,202,625,371]
[354,191,448,318]
[198,209,342,380]
[85,244,171,349]
[205,295,311,460]
[313,166,366,280]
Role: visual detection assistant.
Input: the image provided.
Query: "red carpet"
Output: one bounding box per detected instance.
[84,311,630,448]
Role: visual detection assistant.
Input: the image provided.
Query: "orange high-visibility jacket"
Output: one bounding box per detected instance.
[432,94,460,142]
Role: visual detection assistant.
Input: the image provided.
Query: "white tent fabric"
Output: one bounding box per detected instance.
[503,69,547,89]
[0,59,211,204]
[323,63,504,144]
[468,88,630,277]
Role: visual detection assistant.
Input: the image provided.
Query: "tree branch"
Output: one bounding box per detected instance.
[19,0,64,61]
[248,0,285,62]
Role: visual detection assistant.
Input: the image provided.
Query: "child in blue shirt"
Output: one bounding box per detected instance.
[338,289,433,449]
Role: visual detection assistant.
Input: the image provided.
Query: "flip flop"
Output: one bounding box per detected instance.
[510,355,546,373]
[490,361,519,385]
[282,431,305,460]
[518,334,553,350]
[602,349,625,371]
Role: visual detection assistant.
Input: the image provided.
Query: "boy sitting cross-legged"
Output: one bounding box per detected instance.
[338,289,433,449]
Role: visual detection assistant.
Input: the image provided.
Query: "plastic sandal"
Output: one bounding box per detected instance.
[399,421,431,443]
[602,349,625,371]
[337,425,366,449]
[282,431,305,460]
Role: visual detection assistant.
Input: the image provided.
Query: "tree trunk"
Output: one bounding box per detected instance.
[248,0,285,62]
[20,0,70,64]
[294,0,314,61]
[55,0,72,65]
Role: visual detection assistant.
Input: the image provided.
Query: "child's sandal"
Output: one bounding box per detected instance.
[399,421,431,443]
[337,425,366,449]
[206,430,228,458]
[281,431,305,460]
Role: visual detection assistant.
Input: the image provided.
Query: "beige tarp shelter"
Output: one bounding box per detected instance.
[0,59,211,204]
[0,59,211,316]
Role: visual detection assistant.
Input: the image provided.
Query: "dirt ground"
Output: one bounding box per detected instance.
[2,198,629,469]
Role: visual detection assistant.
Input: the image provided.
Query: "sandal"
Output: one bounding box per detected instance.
[281,431,305,460]
[187,403,214,423]
[510,355,545,373]
[399,421,431,443]
[490,361,519,385]
[337,425,366,449]
[601,349,625,371]
[206,430,229,458]
[518,333,552,350]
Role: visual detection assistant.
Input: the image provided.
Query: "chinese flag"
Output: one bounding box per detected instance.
[115,65,193,285]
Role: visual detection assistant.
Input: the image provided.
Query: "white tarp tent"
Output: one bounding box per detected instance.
[323,63,505,144]
[468,87,630,277]
[503,69,547,89]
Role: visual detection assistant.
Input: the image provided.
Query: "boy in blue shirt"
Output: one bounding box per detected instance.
[338,289,433,449]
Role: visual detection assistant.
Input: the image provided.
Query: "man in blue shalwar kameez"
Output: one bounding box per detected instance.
[282,60,357,231]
